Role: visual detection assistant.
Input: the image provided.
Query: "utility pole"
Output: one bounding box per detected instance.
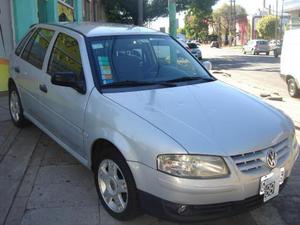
[280,0,284,40]
[168,0,177,38]
[233,0,236,46]
[138,0,143,26]
[275,0,278,40]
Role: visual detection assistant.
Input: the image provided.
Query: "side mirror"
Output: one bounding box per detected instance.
[202,61,212,71]
[51,72,86,94]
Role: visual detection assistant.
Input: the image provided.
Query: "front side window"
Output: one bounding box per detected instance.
[47,33,84,81]
[21,28,54,69]
[89,35,213,88]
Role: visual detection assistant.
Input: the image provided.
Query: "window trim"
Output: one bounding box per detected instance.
[15,27,36,56]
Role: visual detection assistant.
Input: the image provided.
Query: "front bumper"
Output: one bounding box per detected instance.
[138,180,288,222]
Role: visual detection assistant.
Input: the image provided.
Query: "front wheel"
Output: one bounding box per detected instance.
[9,84,29,127]
[94,148,141,221]
[287,78,300,98]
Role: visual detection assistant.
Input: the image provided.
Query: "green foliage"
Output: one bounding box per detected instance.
[183,0,217,40]
[212,3,247,36]
[256,15,279,40]
[102,0,216,25]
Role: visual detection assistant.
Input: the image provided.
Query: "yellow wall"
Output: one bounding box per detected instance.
[0,59,9,92]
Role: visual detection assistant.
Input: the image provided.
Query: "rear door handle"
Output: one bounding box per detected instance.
[14,67,20,73]
[39,84,48,93]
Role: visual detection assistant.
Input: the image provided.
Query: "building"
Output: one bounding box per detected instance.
[284,0,300,29]
[147,11,187,35]
[0,0,104,91]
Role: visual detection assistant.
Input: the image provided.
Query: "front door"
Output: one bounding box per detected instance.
[39,32,89,158]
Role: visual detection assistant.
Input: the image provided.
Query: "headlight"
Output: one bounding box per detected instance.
[157,154,229,178]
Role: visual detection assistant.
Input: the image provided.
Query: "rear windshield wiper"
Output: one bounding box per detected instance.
[166,76,215,83]
[102,80,176,88]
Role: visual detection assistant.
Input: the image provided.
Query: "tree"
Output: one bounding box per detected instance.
[183,0,216,40]
[102,0,216,25]
[212,3,247,43]
[256,15,279,40]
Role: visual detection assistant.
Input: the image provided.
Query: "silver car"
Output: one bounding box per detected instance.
[243,39,270,55]
[8,23,299,222]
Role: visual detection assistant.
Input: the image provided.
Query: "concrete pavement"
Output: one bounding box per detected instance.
[0,90,299,225]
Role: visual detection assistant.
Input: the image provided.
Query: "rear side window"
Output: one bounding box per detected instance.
[47,33,84,81]
[15,28,35,56]
[21,28,54,69]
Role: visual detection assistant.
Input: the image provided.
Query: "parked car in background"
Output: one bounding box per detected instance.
[187,42,202,60]
[9,23,299,222]
[210,41,219,48]
[243,39,270,55]
[281,29,300,98]
[269,40,282,58]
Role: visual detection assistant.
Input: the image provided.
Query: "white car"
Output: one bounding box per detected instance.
[8,23,299,222]
[280,29,300,97]
[187,42,202,60]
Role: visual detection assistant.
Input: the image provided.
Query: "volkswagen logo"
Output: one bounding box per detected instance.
[266,148,278,169]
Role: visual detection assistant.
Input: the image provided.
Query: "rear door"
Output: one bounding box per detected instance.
[38,31,92,158]
[15,27,55,121]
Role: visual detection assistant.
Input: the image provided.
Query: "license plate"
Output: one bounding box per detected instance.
[259,168,285,202]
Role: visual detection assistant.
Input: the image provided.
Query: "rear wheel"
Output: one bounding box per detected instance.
[9,84,29,127]
[94,147,141,221]
[242,49,246,54]
[287,78,300,98]
[274,50,279,58]
[251,49,256,55]
[266,51,270,55]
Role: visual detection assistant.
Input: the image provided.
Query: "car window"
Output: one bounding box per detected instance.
[47,33,84,81]
[89,35,211,86]
[15,28,36,56]
[21,28,54,69]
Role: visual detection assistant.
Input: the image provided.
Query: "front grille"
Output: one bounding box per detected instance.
[231,138,290,175]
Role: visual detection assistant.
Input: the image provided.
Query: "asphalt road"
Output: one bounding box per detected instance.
[201,45,293,99]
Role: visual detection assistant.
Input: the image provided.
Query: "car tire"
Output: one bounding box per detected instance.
[251,49,256,55]
[242,49,246,54]
[287,78,300,98]
[274,50,278,58]
[266,51,270,55]
[94,147,141,221]
[8,83,30,128]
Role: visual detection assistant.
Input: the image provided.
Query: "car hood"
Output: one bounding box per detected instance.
[104,81,292,156]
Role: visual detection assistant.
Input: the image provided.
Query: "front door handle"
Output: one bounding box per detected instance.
[39,84,48,93]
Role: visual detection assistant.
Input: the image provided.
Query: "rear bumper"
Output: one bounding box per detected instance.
[138,180,288,222]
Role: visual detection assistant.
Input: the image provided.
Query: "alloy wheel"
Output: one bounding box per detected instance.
[98,159,128,213]
[10,90,20,122]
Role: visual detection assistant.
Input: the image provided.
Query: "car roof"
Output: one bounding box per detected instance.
[38,22,167,37]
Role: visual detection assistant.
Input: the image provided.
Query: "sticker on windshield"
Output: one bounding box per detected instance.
[98,56,113,84]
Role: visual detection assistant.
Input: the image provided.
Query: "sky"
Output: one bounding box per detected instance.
[213,0,284,15]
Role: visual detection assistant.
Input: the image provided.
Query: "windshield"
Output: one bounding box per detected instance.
[89,35,213,88]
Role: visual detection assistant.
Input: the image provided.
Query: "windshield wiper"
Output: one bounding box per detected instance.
[166,76,215,83]
[102,80,177,88]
